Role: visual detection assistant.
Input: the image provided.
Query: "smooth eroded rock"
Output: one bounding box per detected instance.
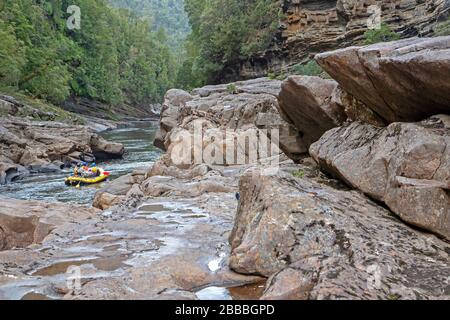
[229,168,450,299]
[0,197,99,250]
[316,37,450,123]
[154,78,302,163]
[278,75,346,149]
[310,115,450,239]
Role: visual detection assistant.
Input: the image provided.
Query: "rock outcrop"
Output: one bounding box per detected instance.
[229,168,450,299]
[277,75,388,154]
[310,115,450,239]
[0,197,99,251]
[238,0,449,79]
[0,117,124,184]
[153,89,193,150]
[316,36,450,123]
[278,76,346,149]
[154,78,305,163]
[92,170,146,210]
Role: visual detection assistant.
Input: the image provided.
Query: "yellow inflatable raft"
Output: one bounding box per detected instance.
[65,168,110,186]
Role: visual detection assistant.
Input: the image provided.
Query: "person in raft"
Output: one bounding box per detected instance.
[73,162,101,178]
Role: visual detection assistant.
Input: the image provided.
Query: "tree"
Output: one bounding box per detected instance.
[182,0,281,86]
[0,0,176,107]
[0,21,26,87]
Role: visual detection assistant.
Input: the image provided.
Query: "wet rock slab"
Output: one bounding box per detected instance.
[229,168,450,300]
[0,193,262,300]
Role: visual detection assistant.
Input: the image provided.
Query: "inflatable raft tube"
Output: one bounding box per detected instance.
[65,169,110,186]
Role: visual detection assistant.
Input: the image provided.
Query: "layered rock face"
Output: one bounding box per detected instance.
[229,168,450,299]
[310,115,450,239]
[239,0,449,79]
[0,117,124,185]
[154,78,306,163]
[316,36,450,123]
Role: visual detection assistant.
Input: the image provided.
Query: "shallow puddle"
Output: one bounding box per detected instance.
[182,214,209,219]
[21,292,53,300]
[138,204,167,213]
[32,260,93,276]
[228,281,267,300]
[196,281,266,300]
[196,286,232,300]
[31,255,129,276]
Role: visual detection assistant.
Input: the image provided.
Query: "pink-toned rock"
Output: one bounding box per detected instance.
[278,75,347,149]
[229,167,450,299]
[0,197,98,250]
[310,115,450,239]
[316,37,450,123]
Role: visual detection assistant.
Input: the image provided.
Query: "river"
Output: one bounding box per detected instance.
[0,121,163,205]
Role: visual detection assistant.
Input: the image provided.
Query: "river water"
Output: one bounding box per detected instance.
[0,121,162,205]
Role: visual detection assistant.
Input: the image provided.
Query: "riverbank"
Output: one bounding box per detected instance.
[0,121,162,204]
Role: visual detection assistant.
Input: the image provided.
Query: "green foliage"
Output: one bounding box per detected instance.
[0,21,26,87]
[434,16,450,36]
[226,83,238,94]
[292,170,305,179]
[363,24,400,45]
[108,0,191,52]
[267,72,276,80]
[0,0,175,108]
[181,0,281,86]
[292,60,323,76]
[276,72,287,81]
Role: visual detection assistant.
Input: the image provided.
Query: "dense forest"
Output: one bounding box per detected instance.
[108,0,190,52]
[178,0,281,88]
[0,0,283,107]
[0,0,176,107]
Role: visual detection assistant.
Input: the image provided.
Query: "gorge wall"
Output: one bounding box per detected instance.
[237,0,450,79]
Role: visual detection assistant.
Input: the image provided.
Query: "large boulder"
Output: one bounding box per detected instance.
[310,115,450,239]
[90,135,124,160]
[93,170,146,210]
[278,76,347,149]
[229,168,450,300]
[316,37,450,123]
